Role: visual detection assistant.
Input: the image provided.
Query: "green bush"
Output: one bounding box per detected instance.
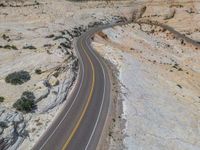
[4,45,18,50]
[35,69,42,74]
[5,70,31,85]
[13,91,36,113]
[0,96,4,102]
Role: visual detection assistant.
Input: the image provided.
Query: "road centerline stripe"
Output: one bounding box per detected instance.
[84,34,106,150]
[62,37,96,150]
[37,38,85,150]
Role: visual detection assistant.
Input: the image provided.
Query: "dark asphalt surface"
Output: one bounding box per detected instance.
[32,24,114,150]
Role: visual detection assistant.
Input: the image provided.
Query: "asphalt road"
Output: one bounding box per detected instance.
[32,25,114,150]
[31,17,200,150]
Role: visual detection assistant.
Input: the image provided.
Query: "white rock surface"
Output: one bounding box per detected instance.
[0,108,26,150]
[0,0,136,149]
[93,19,200,150]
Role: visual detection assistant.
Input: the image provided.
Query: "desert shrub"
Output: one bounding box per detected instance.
[35,69,42,74]
[21,91,35,100]
[2,34,10,41]
[0,96,4,102]
[45,34,54,38]
[5,70,31,85]
[4,45,18,50]
[13,91,35,113]
[23,45,36,50]
[177,84,182,89]
[178,68,183,71]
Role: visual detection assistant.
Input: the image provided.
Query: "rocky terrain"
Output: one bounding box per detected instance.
[1,0,200,150]
[92,1,200,150]
[0,0,137,149]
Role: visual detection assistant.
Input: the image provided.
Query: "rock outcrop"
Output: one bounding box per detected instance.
[0,108,27,150]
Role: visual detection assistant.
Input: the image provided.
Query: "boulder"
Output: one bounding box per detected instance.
[33,81,50,103]
[49,76,59,87]
[163,8,176,20]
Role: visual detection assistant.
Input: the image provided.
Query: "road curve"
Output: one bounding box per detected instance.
[32,24,119,150]
[32,19,200,150]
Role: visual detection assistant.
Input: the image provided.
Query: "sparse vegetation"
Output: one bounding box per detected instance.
[23,45,37,50]
[2,44,18,50]
[108,131,112,137]
[53,71,59,78]
[172,63,179,69]
[2,34,10,41]
[0,96,4,102]
[180,39,186,45]
[172,63,183,71]
[44,44,52,48]
[178,68,183,71]
[35,69,42,74]
[5,70,31,85]
[13,91,36,113]
[177,84,182,89]
[170,4,183,8]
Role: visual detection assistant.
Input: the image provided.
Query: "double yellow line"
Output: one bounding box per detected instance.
[62,37,95,150]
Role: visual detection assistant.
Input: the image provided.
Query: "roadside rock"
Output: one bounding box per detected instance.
[33,81,50,103]
[132,5,147,21]
[37,61,77,113]
[0,108,27,150]
[49,76,59,87]
[163,8,176,20]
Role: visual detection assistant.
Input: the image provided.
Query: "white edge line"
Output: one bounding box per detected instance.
[39,23,127,150]
[84,34,107,150]
[39,37,85,150]
[40,23,126,150]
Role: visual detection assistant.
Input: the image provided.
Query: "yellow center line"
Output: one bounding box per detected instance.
[62,37,95,150]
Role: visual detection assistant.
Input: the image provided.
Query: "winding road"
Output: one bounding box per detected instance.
[32,19,200,150]
[32,25,115,150]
